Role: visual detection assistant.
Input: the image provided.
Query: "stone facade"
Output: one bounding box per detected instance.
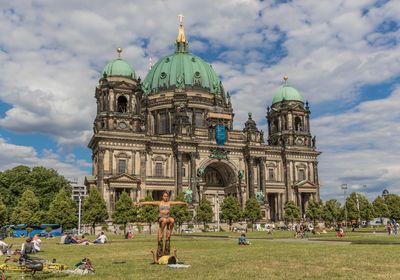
[85,25,321,222]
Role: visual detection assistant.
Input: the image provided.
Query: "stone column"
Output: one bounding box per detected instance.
[176,152,183,194]
[190,153,197,203]
[97,148,105,196]
[247,158,254,199]
[259,158,266,194]
[274,194,278,221]
[277,193,282,221]
[297,192,303,217]
[139,151,146,200]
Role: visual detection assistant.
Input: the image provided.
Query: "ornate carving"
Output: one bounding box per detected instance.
[184,189,193,203]
[197,167,205,177]
[256,190,265,204]
[209,147,230,161]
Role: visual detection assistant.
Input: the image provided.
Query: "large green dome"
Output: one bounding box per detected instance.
[142,52,223,95]
[102,58,136,79]
[272,85,303,105]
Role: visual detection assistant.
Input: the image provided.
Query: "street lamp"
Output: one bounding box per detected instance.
[78,192,82,235]
[341,184,348,228]
[216,193,220,232]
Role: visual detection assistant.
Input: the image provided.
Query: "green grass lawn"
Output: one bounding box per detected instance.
[2,234,400,280]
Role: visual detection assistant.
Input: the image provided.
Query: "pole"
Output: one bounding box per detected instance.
[216,193,220,232]
[356,193,360,225]
[78,194,82,235]
[341,184,348,228]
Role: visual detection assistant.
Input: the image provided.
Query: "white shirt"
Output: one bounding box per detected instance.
[99,235,107,243]
[0,240,7,247]
[33,238,41,251]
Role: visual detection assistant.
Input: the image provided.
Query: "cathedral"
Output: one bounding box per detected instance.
[84,18,321,222]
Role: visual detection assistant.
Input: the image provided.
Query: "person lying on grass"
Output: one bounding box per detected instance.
[151,247,178,264]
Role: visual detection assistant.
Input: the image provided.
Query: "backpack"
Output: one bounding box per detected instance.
[24,243,36,254]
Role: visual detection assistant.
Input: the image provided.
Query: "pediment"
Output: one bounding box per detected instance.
[105,173,141,183]
[295,179,315,188]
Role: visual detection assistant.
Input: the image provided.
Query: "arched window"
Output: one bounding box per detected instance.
[273,119,279,133]
[159,112,168,134]
[117,96,127,113]
[295,116,302,131]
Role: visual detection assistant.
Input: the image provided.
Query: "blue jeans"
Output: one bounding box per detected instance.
[93,240,104,244]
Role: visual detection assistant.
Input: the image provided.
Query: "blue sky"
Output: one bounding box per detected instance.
[0,0,400,203]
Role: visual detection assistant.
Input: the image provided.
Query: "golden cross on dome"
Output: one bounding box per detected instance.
[178,13,184,26]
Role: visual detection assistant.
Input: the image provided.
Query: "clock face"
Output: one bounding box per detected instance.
[119,122,127,129]
[297,138,303,145]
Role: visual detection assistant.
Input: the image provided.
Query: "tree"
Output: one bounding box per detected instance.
[11,188,44,224]
[220,195,242,231]
[284,201,300,225]
[322,199,341,225]
[112,191,138,234]
[0,193,7,227]
[47,188,78,230]
[29,166,71,211]
[386,194,400,220]
[0,165,71,220]
[195,195,214,229]
[373,196,390,223]
[138,194,158,235]
[244,198,262,230]
[344,192,374,224]
[359,195,374,223]
[82,187,108,235]
[305,199,322,225]
[170,193,192,233]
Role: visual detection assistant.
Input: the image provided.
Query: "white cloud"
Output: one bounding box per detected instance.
[0,0,399,201]
[0,137,89,183]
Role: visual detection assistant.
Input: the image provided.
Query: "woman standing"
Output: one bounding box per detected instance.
[137,192,188,258]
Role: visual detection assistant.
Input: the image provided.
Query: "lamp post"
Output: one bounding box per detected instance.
[341,184,348,228]
[78,193,82,235]
[356,193,360,225]
[216,193,220,232]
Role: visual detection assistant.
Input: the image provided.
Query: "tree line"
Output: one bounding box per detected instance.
[284,192,398,226]
[1,166,400,232]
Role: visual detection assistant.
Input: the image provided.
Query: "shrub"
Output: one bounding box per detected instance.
[45,227,52,233]
[247,223,253,229]
[119,225,125,231]
[26,227,33,235]
[188,224,194,229]
[6,228,14,237]
[261,223,266,228]
[204,224,210,229]
[101,226,108,232]
[137,225,144,233]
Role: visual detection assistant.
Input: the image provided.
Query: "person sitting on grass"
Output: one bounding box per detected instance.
[0,237,13,256]
[79,234,92,245]
[238,234,250,245]
[64,233,78,244]
[151,247,178,264]
[21,237,37,255]
[93,232,108,244]
[32,234,42,252]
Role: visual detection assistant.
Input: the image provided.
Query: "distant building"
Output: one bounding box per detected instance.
[70,180,87,202]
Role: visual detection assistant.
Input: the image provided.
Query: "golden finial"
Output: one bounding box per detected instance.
[178,13,184,27]
[117,47,122,57]
[283,75,288,85]
[176,13,186,44]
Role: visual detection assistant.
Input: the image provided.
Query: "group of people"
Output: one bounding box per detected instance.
[0,233,42,257]
[60,232,108,245]
[387,221,399,235]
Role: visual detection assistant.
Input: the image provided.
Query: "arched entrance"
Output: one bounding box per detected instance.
[198,159,243,202]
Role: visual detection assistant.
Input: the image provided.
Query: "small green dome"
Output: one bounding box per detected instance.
[102,58,136,79]
[142,52,224,95]
[272,85,303,105]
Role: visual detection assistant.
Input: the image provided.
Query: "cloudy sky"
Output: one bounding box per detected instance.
[0,0,399,203]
